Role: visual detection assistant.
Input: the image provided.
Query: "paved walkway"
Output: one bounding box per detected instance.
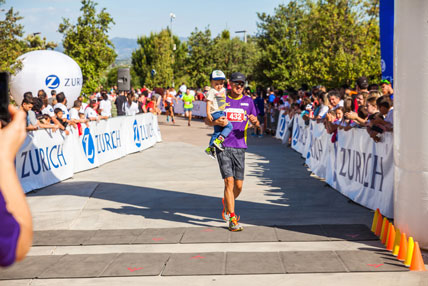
[2,115,428,285]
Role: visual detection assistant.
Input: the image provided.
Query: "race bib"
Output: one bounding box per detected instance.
[226,108,245,122]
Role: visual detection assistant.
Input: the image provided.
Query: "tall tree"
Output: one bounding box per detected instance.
[0,0,26,73]
[185,27,213,88]
[58,0,116,93]
[255,0,381,89]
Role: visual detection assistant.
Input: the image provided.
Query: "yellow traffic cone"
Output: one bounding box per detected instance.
[371,209,379,233]
[392,227,401,256]
[404,237,414,267]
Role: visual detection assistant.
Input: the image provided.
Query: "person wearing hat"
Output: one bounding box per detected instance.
[380,79,394,99]
[204,70,233,158]
[206,72,260,232]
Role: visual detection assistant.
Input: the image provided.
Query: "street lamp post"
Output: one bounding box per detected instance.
[170,13,176,88]
[235,30,247,43]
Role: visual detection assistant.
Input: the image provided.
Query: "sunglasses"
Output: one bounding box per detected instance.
[232,82,245,87]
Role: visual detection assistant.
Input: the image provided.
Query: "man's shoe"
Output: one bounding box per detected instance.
[205,147,216,159]
[229,215,243,232]
[213,137,225,151]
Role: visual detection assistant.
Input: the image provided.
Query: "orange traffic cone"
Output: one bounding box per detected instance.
[410,242,427,271]
[386,224,396,251]
[375,214,383,236]
[371,209,379,233]
[380,218,389,244]
[404,237,414,267]
[397,233,408,261]
[392,227,401,256]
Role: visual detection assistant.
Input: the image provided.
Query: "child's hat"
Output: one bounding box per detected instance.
[210,70,226,80]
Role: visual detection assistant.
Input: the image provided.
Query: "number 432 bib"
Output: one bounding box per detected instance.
[225,108,246,122]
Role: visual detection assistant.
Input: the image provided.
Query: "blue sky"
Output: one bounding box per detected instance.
[4,0,289,43]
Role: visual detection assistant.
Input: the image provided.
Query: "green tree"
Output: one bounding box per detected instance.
[58,0,116,94]
[24,34,57,51]
[255,0,381,89]
[185,27,214,88]
[0,0,26,73]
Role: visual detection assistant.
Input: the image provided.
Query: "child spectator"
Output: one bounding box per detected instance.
[54,108,70,135]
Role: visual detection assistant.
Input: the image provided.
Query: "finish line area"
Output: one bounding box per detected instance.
[1,116,427,285]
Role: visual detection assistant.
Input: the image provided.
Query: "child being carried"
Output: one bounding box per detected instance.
[205,70,233,159]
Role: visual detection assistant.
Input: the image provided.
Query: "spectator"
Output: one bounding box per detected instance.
[21,96,38,132]
[85,100,101,121]
[380,79,394,98]
[253,92,265,137]
[53,92,69,120]
[315,91,329,119]
[115,91,127,116]
[99,92,112,118]
[70,100,88,124]
[138,90,148,113]
[54,108,70,135]
[50,90,56,98]
[0,106,33,267]
[77,95,88,113]
[125,93,139,116]
[328,90,344,110]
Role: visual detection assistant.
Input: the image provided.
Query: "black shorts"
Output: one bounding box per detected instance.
[165,103,173,111]
[216,147,246,180]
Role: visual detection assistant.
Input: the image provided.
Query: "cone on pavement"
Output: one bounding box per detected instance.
[404,237,415,267]
[386,224,396,251]
[397,233,408,261]
[380,218,389,244]
[383,222,392,245]
[371,209,379,233]
[375,214,383,236]
[392,227,401,256]
[410,242,427,271]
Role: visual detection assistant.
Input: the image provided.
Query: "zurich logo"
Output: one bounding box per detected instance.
[82,128,95,164]
[45,75,60,89]
[133,120,141,147]
[381,59,386,73]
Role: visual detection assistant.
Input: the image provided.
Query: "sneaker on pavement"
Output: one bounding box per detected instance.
[205,147,216,159]
[228,215,243,232]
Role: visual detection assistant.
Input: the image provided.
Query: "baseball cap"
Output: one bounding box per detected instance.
[380,79,391,85]
[230,72,246,83]
[210,70,226,81]
[356,76,369,89]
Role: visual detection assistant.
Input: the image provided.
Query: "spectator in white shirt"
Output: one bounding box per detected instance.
[77,95,88,113]
[70,100,89,126]
[53,92,70,120]
[99,92,112,118]
[85,100,100,121]
[125,93,139,116]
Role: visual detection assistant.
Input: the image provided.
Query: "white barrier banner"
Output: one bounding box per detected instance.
[285,115,394,217]
[16,129,74,192]
[161,100,207,117]
[305,122,330,179]
[291,116,310,154]
[16,113,162,193]
[275,111,286,139]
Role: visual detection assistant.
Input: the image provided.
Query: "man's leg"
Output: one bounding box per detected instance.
[233,179,243,199]
[224,177,235,214]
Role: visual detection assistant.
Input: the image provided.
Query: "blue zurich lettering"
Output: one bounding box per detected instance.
[95,129,121,154]
[82,128,95,164]
[45,75,60,89]
[20,145,67,178]
[279,115,286,137]
[133,120,141,147]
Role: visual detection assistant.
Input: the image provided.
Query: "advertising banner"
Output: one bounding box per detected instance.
[16,113,162,193]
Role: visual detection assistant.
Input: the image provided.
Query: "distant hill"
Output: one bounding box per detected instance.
[111,37,139,60]
[54,36,188,64]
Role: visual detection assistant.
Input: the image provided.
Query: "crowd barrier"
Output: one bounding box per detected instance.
[275,111,394,218]
[16,113,162,193]
[162,100,207,117]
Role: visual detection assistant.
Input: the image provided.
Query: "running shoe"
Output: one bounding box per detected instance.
[212,136,225,151]
[229,215,243,232]
[204,147,216,159]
